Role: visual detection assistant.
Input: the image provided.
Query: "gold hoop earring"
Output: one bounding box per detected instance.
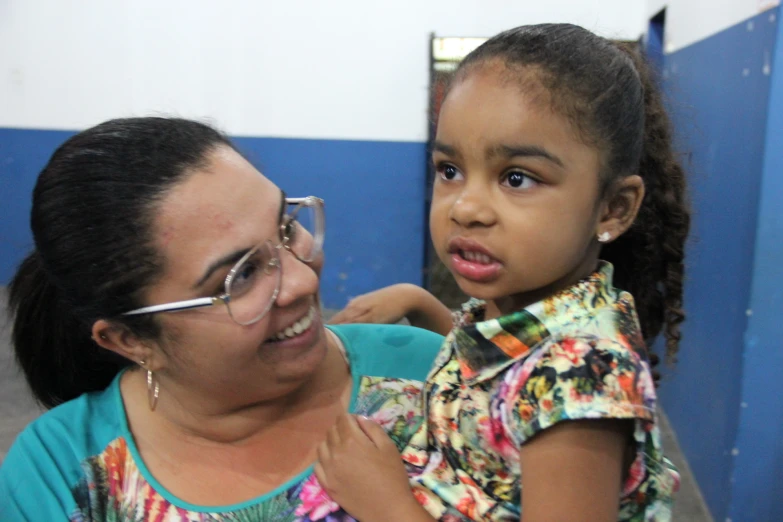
[147,370,159,411]
[139,360,159,411]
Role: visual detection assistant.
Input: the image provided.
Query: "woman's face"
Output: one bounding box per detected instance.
[142,145,327,407]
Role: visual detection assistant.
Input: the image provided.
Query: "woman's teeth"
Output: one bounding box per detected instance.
[461,250,492,264]
[272,307,316,341]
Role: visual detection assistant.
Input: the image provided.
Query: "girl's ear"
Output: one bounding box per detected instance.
[596,175,645,242]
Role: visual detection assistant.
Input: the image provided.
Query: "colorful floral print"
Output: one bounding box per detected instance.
[402,263,680,521]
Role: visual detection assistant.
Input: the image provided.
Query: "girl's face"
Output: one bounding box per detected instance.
[430,64,606,316]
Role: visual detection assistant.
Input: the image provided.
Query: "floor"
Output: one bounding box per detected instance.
[0,288,713,521]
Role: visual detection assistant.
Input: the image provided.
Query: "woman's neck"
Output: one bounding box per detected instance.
[122,330,352,446]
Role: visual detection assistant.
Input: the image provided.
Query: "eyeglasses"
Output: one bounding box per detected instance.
[122,196,325,326]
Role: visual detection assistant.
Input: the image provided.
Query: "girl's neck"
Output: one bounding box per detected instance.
[488,256,600,319]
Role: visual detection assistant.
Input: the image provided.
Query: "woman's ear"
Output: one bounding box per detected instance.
[596,175,645,242]
[91,319,159,369]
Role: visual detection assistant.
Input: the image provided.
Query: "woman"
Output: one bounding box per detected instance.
[0,117,448,521]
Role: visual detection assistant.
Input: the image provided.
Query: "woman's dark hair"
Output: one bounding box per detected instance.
[453,24,690,363]
[8,117,235,408]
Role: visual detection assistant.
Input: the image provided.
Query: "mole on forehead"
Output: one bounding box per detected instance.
[158,206,236,240]
[159,228,175,248]
[210,211,235,232]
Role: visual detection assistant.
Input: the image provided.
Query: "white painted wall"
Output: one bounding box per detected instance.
[0,0,646,142]
[648,0,780,53]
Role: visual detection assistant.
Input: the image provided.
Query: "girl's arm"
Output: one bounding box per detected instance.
[329,283,453,336]
[315,417,630,522]
[518,419,632,522]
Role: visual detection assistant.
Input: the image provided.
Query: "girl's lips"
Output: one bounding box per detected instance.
[450,251,503,283]
[446,236,503,282]
[447,236,498,260]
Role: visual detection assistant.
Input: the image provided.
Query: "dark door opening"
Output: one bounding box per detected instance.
[424,36,487,309]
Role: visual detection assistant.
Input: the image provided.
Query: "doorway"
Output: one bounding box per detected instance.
[424,36,487,309]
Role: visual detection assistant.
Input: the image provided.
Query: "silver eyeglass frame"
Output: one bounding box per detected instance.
[121,195,324,326]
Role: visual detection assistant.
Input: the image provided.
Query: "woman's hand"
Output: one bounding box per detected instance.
[315,414,434,522]
[329,284,453,336]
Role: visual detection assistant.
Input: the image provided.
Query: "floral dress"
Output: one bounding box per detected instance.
[402,263,680,521]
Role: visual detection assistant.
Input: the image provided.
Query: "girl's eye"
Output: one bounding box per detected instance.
[501,171,538,190]
[435,163,464,182]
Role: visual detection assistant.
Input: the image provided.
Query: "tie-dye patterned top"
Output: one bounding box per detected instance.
[402,263,680,521]
[0,324,442,522]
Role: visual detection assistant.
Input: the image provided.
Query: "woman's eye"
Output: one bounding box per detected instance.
[435,163,463,182]
[234,261,258,286]
[227,257,262,297]
[237,262,258,282]
[502,171,538,190]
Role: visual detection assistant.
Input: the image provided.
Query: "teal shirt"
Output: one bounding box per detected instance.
[0,324,443,521]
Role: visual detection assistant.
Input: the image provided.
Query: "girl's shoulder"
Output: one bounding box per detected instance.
[501,335,656,444]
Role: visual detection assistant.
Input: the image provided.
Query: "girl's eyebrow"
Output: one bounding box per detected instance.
[432,141,458,157]
[433,140,564,169]
[489,144,564,167]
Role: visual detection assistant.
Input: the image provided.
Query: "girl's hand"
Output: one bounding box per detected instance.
[329,284,453,336]
[315,415,431,522]
[329,284,415,326]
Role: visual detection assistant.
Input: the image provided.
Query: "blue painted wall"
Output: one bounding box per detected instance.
[0,128,74,284]
[656,8,780,521]
[728,8,783,521]
[0,129,428,309]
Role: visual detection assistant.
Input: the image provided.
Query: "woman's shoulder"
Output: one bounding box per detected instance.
[327,324,444,382]
[3,377,125,469]
[328,322,444,347]
[30,374,123,437]
[9,381,122,453]
[0,380,126,521]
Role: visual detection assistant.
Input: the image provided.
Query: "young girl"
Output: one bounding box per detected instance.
[317,23,688,522]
